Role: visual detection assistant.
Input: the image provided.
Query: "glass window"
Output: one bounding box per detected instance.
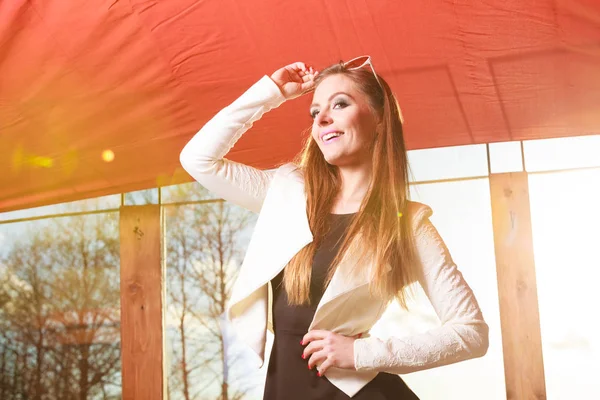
[0,195,120,222]
[160,181,219,204]
[407,144,488,182]
[124,188,159,205]
[529,168,600,399]
[0,210,121,400]
[164,183,262,399]
[489,141,524,174]
[524,134,600,172]
[370,178,506,399]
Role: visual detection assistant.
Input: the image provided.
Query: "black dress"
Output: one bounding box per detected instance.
[263,213,420,400]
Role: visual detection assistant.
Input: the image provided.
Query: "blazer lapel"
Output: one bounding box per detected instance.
[309,236,374,330]
[226,165,313,365]
[229,163,394,334]
[228,167,313,309]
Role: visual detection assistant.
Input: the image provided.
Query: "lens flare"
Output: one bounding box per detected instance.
[102,150,115,162]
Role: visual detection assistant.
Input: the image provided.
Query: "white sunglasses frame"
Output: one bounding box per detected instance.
[342,55,383,90]
[342,55,405,123]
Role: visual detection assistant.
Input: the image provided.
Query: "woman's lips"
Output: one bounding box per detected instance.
[321,131,344,142]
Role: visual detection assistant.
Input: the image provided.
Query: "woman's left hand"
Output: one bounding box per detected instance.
[301,330,360,376]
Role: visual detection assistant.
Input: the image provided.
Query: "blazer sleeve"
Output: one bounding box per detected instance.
[353,214,490,374]
[179,75,287,213]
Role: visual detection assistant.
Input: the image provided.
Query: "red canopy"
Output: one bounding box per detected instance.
[1,0,599,212]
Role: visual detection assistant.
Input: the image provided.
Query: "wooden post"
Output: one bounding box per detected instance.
[489,172,547,400]
[120,205,164,400]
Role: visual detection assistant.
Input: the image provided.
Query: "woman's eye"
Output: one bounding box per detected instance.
[332,100,349,110]
[310,100,348,119]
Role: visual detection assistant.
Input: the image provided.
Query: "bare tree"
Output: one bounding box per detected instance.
[164,183,258,400]
[165,196,209,400]
[0,209,121,400]
[1,186,262,400]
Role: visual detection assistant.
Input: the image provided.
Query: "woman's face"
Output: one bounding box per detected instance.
[310,74,380,167]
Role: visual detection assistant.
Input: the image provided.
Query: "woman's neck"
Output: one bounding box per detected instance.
[331,165,372,214]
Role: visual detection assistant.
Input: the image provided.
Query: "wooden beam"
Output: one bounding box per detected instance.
[489,172,547,400]
[120,205,163,400]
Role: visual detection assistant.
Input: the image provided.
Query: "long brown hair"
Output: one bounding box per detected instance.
[283,62,417,308]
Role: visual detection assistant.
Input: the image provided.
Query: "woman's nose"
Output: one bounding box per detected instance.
[316,111,333,126]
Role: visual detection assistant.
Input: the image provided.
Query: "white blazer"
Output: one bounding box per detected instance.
[180,76,489,397]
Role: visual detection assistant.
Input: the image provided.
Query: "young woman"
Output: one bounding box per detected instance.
[180,57,489,399]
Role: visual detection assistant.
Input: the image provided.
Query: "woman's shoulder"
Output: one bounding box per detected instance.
[405,201,433,229]
[274,162,304,181]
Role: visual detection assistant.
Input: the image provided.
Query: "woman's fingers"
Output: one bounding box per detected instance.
[307,349,327,370]
[270,61,318,99]
[301,69,318,82]
[288,62,317,81]
[317,357,334,376]
[290,61,307,72]
[302,339,321,360]
[301,330,358,375]
[302,329,328,345]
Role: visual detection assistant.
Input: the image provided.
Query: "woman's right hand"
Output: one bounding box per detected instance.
[270,62,319,100]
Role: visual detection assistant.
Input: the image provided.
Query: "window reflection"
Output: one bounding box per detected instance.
[124,188,158,205]
[529,169,600,399]
[161,181,219,204]
[0,212,121,400]
[164,182,259,400]
[0,195,120,223]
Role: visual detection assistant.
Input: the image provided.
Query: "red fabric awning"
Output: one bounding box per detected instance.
[1,0,599,212]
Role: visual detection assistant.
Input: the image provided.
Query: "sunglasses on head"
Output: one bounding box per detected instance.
[342,55,383,90]
[343,55,404,123]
